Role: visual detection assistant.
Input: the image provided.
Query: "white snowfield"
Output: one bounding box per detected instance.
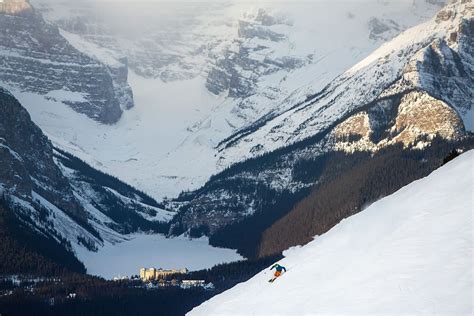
[189,150,474,316]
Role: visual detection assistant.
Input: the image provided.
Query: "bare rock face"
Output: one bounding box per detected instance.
[332,113,372,142]
[0,5,130,124]
[413,39,473,114]
[0,88,86,221]
[330,91,465,153]
[436,7,454,22]
[389,92,464,146]
[205,11,304,98]
[331,112,375,152]
[33,1,210,83]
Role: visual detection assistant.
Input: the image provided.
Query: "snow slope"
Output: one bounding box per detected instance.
[189,150,474,315]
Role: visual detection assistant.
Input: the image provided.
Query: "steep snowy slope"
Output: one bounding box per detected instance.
[189,150,474,316]
[20,0,445,199]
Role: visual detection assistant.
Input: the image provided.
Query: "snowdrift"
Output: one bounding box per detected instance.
[189,150,474,315]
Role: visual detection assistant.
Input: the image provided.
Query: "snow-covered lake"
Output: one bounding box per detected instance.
[76,234,242,279]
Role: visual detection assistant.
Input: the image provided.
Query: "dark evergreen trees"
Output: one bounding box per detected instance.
[0,197,86,276]
[257,139,474,257]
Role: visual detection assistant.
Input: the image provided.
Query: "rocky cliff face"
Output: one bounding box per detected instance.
[0,3,133,123]
[411,24,473,121]
[0,87,85,220]
[329,91,465,152]
[0,87,99,252]
[32,1,222,82]
[205,10,306,98]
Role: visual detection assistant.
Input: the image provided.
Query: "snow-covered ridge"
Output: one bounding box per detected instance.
[189,150,474,315]
[217,0,471,166]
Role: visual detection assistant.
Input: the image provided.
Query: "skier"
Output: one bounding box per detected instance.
[269,263,286,282]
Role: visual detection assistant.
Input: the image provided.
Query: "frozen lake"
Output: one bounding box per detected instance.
[76,234,242,279]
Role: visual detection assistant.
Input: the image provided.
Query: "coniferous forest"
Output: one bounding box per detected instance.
[208,137,474,258]
[0,192,280,316]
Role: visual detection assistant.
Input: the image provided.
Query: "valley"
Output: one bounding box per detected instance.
[0,0,472,315]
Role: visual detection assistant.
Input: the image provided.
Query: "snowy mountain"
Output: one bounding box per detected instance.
[168,0,474,257]
[189,150,474,315]
[1,0,472,279]
[0,87,101,252]
[217,0,473,165]
[0,87,170,252]
[0,86,242,275]
[7,0,445,199]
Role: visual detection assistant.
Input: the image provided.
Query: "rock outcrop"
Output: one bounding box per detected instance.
[0,87,85,220]
[0,3,132,123]
[205,10,303,98]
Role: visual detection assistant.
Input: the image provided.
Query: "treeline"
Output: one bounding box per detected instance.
[257,138,474,257]
[0,255,283,316]
[54,148,162,208]
[54,148,170,234]
[93,192,169,235]
[174,114,334,203]
[205,151,364,258]
[0,196,86,276]
[209,188,310,258]
[0,276,211,316]
[206,136,474,259]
